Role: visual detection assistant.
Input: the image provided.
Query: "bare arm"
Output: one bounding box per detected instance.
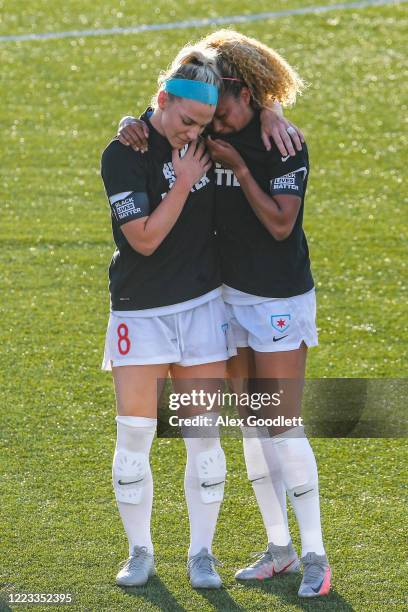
[207,137,300,241]
[234,165,301,241]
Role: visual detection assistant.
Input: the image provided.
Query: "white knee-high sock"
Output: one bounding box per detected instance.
[183,432,226,557]
[113,415,157,555]
[242,427,291,546]
[270,426,325,557]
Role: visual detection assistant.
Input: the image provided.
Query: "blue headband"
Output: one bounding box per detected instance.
[163,78,218,105]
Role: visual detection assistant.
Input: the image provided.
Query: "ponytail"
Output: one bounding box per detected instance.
[152,44,221,107]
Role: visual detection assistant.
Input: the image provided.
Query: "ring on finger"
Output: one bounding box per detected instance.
[286,126,297,136]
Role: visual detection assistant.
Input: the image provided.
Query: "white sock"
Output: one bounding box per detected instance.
[183,432,226,557]
[242,428,291,546]
[113,415,157,556]
[270,426,325,557]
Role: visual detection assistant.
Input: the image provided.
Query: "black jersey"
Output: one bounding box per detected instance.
[214,112,314,298]
[101,111,220,311]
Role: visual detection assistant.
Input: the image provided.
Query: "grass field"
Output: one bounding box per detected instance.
[0,1,407,610]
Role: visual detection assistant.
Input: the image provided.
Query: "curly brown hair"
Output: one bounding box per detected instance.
[199,29,304,108]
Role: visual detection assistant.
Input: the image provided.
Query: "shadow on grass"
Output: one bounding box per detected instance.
[237,573,354,610]
[0,586,13,612]
[118,576,187,611]
[116,574,354,611]
[195,588,247,611]
[118,577,247,611]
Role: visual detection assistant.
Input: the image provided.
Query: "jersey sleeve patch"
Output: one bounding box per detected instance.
[109,191,150,225]
[101,140,147,196]
[270,167,307,198]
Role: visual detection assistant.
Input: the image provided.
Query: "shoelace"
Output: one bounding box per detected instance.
[121,546,150,571]
[303,559,327,584]
[249,550,273,568]
[188,552,222,575]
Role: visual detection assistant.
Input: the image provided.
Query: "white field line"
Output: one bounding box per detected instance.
[0,0,406,43]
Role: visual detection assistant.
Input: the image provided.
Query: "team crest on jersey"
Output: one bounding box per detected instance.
[271,314,291,333]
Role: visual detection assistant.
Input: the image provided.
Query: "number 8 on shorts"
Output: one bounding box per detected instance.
[117,323,131,355]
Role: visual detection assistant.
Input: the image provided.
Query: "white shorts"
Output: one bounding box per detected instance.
[102,296,237,369]
[226,289,318,353]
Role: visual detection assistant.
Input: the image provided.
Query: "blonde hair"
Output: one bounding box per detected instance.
[200,29,304,107]
[152,44,221,107]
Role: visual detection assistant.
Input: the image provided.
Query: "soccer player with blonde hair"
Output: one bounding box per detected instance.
[102,43,232,590]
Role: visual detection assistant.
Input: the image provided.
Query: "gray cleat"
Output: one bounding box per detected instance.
[298,552,331,597]
[235,541,300,580]
[187,547,222,589]
[116,545,155,587]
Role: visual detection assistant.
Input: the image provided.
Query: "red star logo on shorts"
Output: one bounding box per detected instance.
[271,314,291,333]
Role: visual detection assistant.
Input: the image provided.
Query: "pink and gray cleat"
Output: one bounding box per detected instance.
[235,541,300,581]
[298,552,331,597]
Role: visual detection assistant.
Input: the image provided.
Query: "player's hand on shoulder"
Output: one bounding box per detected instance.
[260,106,304,156]
[172,140,212,189]
[117,116,149,152]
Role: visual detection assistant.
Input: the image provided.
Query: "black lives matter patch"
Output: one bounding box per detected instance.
[109,191,150,225]
[270,167,307,198]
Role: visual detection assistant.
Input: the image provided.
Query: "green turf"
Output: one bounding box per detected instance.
[0,0,362,37]
[1,1,407,610]
[1,435,407,611]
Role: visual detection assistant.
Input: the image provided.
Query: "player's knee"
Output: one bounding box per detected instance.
[112,415,156,505]
[115,394,156,416]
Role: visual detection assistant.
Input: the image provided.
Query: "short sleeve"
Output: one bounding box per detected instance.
[268,144,309,198]
[101,139,151,225]
[270,168,307,198]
